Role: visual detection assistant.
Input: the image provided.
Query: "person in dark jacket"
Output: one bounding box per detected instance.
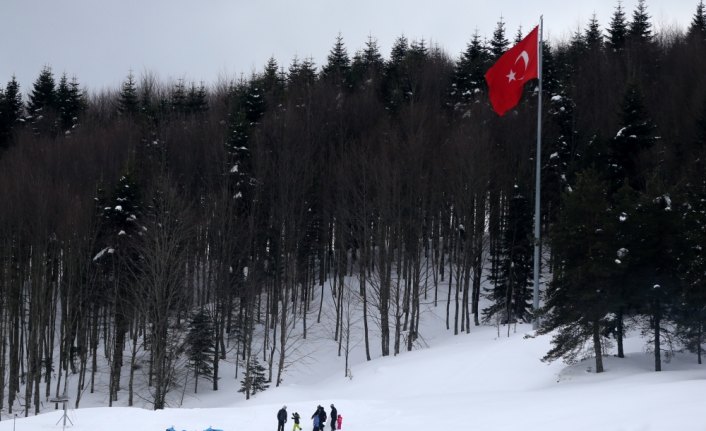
[312,405,326,431]
[329,404,338,431]
[318,405,327,431]
[292,412,301,431]
[277,406,288,431]
[312,407,321,431]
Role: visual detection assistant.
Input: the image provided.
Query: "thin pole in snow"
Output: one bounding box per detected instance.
[532,16,544,330]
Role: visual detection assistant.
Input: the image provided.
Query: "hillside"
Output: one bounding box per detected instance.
[1,282,704,431]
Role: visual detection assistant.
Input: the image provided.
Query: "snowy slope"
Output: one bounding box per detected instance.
[1,281,704,431]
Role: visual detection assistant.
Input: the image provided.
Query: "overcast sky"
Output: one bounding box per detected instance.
[1,0,698,93]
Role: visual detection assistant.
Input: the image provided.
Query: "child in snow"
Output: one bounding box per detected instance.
[292,412,301,431]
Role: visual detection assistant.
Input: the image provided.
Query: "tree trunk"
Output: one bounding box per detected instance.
[592,320,604,373]
[276,283,288,386]
[698,321,702,365]
[654,301,661,372]
[361,267,371,361]
[128,319,138,406]
[616,307,624,358]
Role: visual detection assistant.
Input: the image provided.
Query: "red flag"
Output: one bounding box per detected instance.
[485,26,539,116]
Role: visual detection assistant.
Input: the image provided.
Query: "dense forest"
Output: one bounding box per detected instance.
[0,0,705,415]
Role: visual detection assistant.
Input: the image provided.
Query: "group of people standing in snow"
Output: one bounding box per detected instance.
[277,404,340,431]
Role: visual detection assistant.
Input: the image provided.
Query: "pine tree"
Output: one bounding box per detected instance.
[483,184,534,324]
[288,56,317,87]
[383,35,410,111]
[628,0,652,43]
[489,17,510,59]
[261,57,285,99]
[585,13,604,50]
[670,106,706,363]
[361,35,384,69]
[675,174,706,364]
[608,83,657,193]
[607,1,628,52]
[56,73,71,124]
[139,75,158,121]
[185,309,215,393]
[238,357,269,395]
[407,38,428,72]
[322,34,351,87]
[384,36,430,111]
[69,76,86,125]
[351,35,384,87]
[93,172,143,405]
[451,31,489,109]
[539,169,619,373]
[620,189,680,372]
[389,35,409,66]
[514,26,524,44]
[224,80,261,213]
[569,26,587,62]
[540,42,559,97]
[171,78,187,114]
[688,0,706,41]
[186,81,208,114]
[56,74,85,132]
[543,90,577,227]
[607,182,641,358]
[118,72,139,116]
[27,66,56,117]
[0,76,23,148]
[244,77,266,126]
[3,77,23,123]
[104,173,142,241]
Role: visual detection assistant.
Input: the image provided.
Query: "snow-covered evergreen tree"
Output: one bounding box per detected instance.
[239,357,269,397]
[185,309,215,393]
[451,31,489,110]
[608,83,657,193]
[56,73,85,132]
[539,169,618,373]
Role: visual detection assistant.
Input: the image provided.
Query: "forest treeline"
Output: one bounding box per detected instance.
[0,0,705,414]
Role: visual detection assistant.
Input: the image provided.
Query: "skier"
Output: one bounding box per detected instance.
[292,412,301,431]
[277,406,288,431]
[329,405,338,431]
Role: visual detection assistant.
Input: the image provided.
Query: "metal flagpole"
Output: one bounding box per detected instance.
[532,16,544,330]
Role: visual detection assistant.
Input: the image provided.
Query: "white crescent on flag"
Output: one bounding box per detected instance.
[514,51,530,80]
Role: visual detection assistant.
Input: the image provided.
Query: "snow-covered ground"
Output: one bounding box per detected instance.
[1,283,704,431]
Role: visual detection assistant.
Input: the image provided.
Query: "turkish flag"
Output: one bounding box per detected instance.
[485,26,539,116]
